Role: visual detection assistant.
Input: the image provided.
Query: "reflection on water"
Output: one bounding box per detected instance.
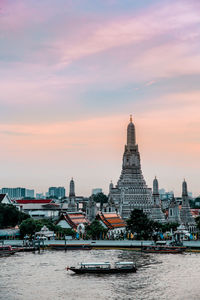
[1,250,200,300]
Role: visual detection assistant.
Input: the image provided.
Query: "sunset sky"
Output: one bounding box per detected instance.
[0,0,200,197]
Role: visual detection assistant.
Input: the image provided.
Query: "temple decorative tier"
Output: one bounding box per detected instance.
[68,178,77,212]
[109,116,152,219]
[180,180,196,232]
[151,177,166,223]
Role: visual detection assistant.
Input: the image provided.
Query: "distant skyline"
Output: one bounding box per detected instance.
[0,1,200,197]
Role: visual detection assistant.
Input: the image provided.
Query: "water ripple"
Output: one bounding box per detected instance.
[1,250,200,299]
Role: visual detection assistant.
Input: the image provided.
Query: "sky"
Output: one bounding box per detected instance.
[0,0,200,197]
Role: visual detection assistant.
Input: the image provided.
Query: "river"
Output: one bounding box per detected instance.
[0,250,200,300]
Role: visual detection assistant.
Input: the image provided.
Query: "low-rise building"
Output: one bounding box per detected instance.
[35,225,55,240]
[56,212,89,233]
[0,194,13,204]
[15,199,60,219]
[97,212,126,238]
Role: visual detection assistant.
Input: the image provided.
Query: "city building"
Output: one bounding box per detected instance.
[36,193,45,199]
[15,199,60,219]
[48,187,65,199]
[109,116,152,219]
[1,187,26,199]
[26,189,35,198]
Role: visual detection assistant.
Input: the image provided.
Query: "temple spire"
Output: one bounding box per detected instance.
[69,178,75,197]
[153,176,159,195]
[127,115,136,147]
[182,179,188,197]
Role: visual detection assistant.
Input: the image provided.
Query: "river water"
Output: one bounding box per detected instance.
[0,250,200,300]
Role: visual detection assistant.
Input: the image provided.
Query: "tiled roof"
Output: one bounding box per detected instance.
[0,194,6,202]
[97,212,126,229]
[191,209,200,217]
[16,199,53,204]
[57,213,89,230]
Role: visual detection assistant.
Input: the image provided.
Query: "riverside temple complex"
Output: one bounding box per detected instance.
[108,116,153,219]
[108,116,196,231]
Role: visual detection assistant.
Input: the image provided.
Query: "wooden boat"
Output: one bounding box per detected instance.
[67,262,137,274]
[0,245,16,256]
[141,245,186,254]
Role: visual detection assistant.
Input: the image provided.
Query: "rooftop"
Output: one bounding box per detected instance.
[98,212,126,229]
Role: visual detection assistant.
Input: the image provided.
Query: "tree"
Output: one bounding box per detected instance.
[19,217,76,239]
[20,218,41,238]
[127,209,179,240]
[92,193,108,210]
[195,216,200,230]
[92,193,108,203]
[161,222,179,233]
[85,220,107,239]
[126,209,162,240]
[0,204,29,228]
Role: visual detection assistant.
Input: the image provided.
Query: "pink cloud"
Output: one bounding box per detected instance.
[129,42,200,81]
[56,1,200,67]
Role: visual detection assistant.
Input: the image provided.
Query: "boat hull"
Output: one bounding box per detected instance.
[69,267,137,274]
[141,246,186,254]
[0,250,16,256]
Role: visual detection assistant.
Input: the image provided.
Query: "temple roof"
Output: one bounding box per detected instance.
[16,199,53,204]
[97,212,126,229]
[0,194,6,202]
[57,212,89,230]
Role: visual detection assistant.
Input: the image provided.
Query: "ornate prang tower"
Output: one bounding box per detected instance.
[168,193,181,224]
[180,179,196,232]
[109,115,152,219]
[151,177,166,223]
[68,178,77,212]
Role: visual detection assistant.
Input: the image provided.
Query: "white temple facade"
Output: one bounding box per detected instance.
[168,195,181,224]
[180,180,196,232]
[109,116,152,219]
[67,178,77,212]
[151,177,166,223]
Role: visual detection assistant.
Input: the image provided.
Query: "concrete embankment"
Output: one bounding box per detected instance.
[3,239,200,252]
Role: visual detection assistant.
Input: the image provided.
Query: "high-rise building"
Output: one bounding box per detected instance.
[48,187,57,197]
[48,187,66,199]
[36,193,45,199]
[109,116,152,219]
[57,187,66,199]
[26,189,35,198]
[2,187,26,199]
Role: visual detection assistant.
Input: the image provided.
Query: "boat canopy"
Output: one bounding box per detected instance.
[155,241,167,245]
[115,262,135,265]
[81,262,110,266]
